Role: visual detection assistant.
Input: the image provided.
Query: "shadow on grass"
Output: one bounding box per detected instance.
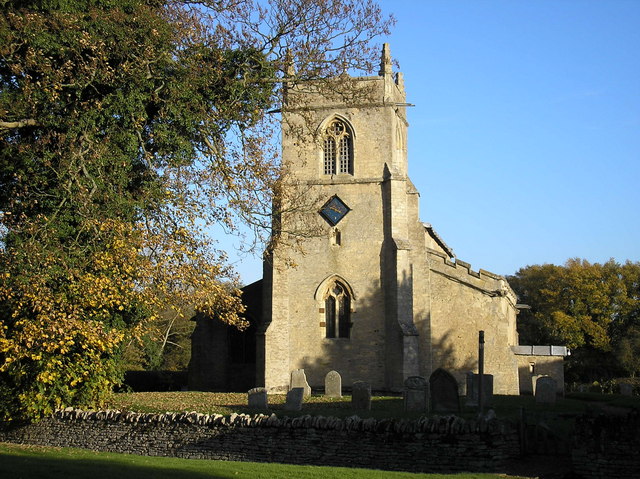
[0,447,233,479]
[1,444,521,479]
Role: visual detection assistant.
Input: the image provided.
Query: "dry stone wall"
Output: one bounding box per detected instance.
[0,409,520,474]
[572,411,640,479]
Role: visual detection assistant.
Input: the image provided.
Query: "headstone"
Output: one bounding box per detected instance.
[325,370,342,398]
[403,376,428,412]
[429,368,460,413]
[351,381,371,410]
[284,387,304,411]
[290,369,312,398]
[535,376,557,404]
[619,383,633,396]
[532,374,545,395]
[247,387,268,409]
[465,372,494,406]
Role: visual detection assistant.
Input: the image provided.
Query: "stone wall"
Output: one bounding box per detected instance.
[0,409,520,474]
[426,249,520,395]
[513,348,566,395]
[571,411,640,479]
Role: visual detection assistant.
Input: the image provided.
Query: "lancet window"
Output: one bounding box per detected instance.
[325,280,351,339]
[323,119,353,175]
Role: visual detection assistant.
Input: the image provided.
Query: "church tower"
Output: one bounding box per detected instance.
[191,44,563,397]
[258,44,420,391]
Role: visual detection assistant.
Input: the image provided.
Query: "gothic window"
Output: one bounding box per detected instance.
[325,281,351,339]
[323,119,353,175]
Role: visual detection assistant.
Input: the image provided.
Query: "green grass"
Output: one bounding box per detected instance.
[104,391,640,420]
[0,443,528,479]
[565,391,640,409]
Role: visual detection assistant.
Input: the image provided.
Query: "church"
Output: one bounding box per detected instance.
[189,45,566,395]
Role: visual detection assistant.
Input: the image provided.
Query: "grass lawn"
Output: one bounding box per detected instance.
[104,390,640,419]
[0,443,529,479]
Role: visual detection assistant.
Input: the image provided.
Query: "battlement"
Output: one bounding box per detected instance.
[427,248,516,303]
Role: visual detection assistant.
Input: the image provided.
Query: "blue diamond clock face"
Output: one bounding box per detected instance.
[320,195,350,226]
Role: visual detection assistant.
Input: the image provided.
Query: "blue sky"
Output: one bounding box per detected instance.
[226,0,640,283]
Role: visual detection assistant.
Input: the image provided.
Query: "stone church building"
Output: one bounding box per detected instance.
[189,45,566,395]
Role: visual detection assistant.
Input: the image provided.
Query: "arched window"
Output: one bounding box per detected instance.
[323,119,353,175]
[325,281,351,338]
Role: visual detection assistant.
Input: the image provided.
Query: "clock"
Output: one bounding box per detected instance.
[319,195,350,226]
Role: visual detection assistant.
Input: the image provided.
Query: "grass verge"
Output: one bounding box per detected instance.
[0,443,528,479]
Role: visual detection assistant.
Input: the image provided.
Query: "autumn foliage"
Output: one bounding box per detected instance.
[509,259,640,382]
[0,0,393,420]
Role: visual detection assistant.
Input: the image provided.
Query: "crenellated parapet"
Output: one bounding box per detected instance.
[427,248,517,306]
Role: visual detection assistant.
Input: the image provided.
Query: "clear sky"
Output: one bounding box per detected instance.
[225,0,640,284]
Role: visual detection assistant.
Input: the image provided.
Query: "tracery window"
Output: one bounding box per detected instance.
[323,119,353,175]
[325,281,351,338]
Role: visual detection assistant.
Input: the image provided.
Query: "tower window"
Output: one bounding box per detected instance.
[325,281,351,339]
[323,119,353,175]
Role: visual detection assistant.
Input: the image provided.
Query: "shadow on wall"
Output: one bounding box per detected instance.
[297,279,382,391]
[295,276,478,393]
[190,273,478,394]
[432,330,478,394]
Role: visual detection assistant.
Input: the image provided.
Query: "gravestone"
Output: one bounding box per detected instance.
[429,368,460,413]
[284,387,304,411]
[532,374,545,395]
[247,387,268,409]
[403,376,428,412]
[290,369,312,398]
[351,381,371,410]
[619,383,633,397]
[325,370,342,398]
[465,372,494,406]
[535,376,557,404]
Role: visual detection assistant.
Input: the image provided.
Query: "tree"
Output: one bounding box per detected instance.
[0,0,393,420]
[508,259,640,382]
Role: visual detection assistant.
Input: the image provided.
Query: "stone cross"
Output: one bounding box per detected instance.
[325,370,342,398]
[290,369,312,398]
[351,381,371,410]
[247,387,268,409]
[403,376,428,412]
[284,387,304,411]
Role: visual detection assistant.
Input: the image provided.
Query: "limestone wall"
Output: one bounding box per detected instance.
[265,53,410,392]
[267,182,391,390]
[424,250,520,395]
[514,352,565,394]
[0,409,520,474]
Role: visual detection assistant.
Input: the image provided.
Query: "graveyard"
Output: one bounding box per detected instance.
[105,387,640,421]
[2,379,639,479]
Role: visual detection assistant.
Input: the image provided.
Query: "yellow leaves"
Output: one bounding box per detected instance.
[37,370,57,384]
